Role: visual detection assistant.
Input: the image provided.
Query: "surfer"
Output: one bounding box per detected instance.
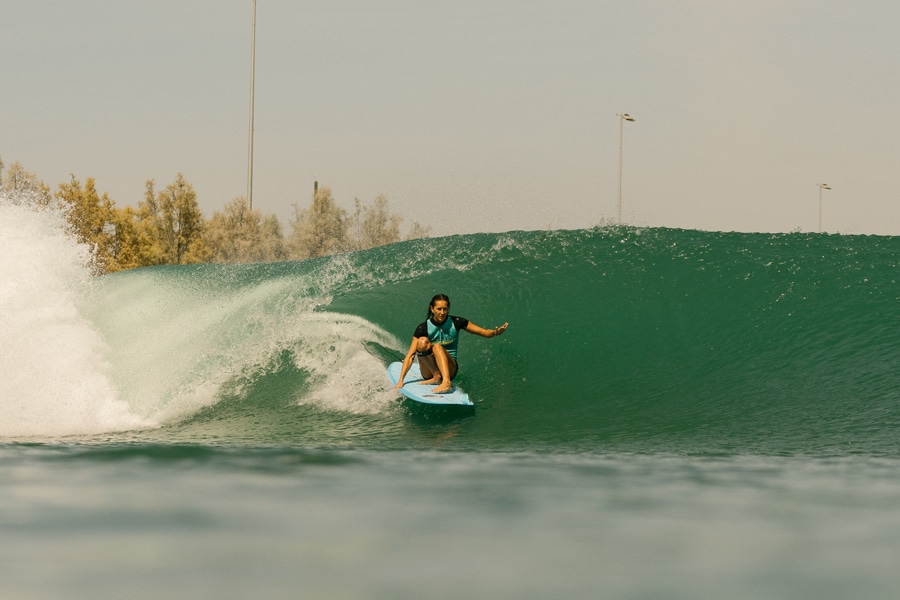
[394,294,509,393]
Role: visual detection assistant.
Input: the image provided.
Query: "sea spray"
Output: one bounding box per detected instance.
[82,262,403,428]
[0,190,146,437]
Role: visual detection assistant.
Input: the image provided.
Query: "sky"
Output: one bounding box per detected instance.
[3,0,900,237]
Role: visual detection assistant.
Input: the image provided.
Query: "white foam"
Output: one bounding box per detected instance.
[292,314,402,414]
[0,193,148,438]
[1,188,405,437]
[85,263,402,424]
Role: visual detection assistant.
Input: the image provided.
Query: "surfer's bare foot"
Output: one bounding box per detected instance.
[432,382,453,394]
[420,376,441,385]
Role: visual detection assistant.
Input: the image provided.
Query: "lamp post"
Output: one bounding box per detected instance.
[617,113,635,225]
[818,183,831,233]
[247,0,257,210]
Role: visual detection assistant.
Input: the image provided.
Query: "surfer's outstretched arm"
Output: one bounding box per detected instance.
[465,321,509,338]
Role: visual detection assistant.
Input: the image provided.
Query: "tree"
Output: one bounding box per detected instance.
[55,176,117,272]
[7,156,433,270]
[134,179,167,266]
[259,214,287,262]
[205,196,286,263]
[348,198,364,251]
[104,206,145,272]
[357,194,403,249]
[289,188,430,258]
[156,173,210,264]
[287,185,348,259]
[1,160,53,206]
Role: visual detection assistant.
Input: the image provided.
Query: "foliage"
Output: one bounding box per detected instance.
[2,159,430,273]
[287,187,422,258]
[0,158,54,206]
[206,197,286,263]
[156,173,211,264]
[106,206,146,272]
[346,195,428,248]
[55,176,118,273]
[353,195,402,250]
[134,180,168,267]
[287,186,349,259]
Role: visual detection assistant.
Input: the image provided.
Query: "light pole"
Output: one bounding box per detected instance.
[818,183,831,233]
[617,112,635,225]
[247,0,257,210]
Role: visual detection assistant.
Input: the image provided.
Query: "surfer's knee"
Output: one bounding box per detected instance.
[416,337,432,356]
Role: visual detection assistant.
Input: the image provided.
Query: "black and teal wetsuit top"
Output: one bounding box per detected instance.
[414,316,469,360]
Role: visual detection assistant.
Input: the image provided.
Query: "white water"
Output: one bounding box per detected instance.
[85,269,402,421]
[1,188,403,440]
[0,192,146,437]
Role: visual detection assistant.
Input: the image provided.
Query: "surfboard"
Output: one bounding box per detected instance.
[387,361,474,406]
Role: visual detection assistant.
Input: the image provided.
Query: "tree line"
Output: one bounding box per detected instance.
[0,157,430,274]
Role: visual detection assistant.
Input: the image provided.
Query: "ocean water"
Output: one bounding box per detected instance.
[3,192,900,599]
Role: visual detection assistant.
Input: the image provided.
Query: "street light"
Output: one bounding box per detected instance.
[247,0,257,210]
[617,113,635,225]
[818,183,831,233]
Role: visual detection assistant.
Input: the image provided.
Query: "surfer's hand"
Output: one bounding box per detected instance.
[493,323,509,337]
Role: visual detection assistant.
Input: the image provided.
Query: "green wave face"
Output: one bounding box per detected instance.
[63,228,900,454]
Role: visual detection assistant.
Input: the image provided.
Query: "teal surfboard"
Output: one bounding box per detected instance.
[387,361,474,406]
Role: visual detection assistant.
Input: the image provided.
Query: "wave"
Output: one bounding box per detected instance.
[5,188,900,454]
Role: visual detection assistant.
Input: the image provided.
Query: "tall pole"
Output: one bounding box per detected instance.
[247,0,257,209]
[818,183,831,233]
[616,113,635,225]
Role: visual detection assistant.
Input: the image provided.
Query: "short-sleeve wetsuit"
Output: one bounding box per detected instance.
[413,315,470,360]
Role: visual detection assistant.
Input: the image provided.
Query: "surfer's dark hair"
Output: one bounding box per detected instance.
[427,294,450,319]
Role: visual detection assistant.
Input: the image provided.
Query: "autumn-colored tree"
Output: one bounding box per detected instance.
[1,160,53,206]
[6,157,432,270]
[156,173,210,264]
[55,176,118,272]
[103,206,146,272]
[287,186,348,259]
[205,196,286,263]
[132,180,167,266]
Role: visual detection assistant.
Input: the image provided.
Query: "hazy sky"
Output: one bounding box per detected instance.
[3,1,899,237]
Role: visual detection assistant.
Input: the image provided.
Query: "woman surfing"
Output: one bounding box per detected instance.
[394,294,509,393]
